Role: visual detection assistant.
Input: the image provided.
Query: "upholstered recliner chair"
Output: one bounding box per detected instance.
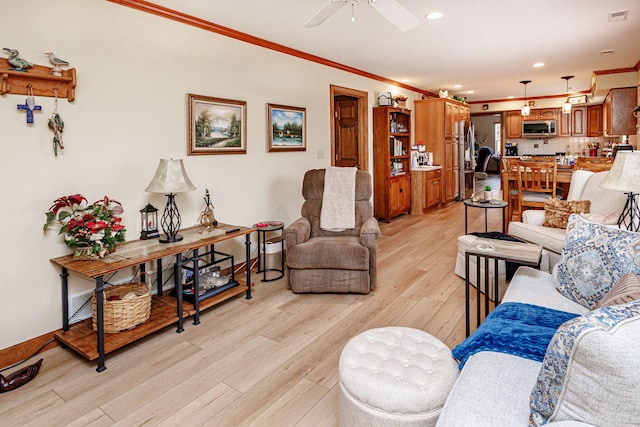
[284,169,381,294]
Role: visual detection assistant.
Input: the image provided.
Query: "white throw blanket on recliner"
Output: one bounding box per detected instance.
[321,166,356,231]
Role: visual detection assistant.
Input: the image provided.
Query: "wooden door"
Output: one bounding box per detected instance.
[334,96,359,167]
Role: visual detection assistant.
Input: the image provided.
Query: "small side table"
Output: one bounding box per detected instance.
[254,221,285,282]
[463,199,508,234]
[464,236,542,337]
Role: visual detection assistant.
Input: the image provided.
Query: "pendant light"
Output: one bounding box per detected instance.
[561,75,574,114]
[520,80,531,116]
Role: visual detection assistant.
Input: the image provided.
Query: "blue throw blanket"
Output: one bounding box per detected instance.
[453,302,579,369]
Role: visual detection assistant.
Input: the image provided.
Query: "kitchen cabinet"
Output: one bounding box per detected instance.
[539,109,557,120]
[522,108,557,121]
[506,111,522,139]
[415,98,469,206]
[558,109,571,137]
[558,106,586,137]
[411,168,442,213]
[426,169,442,209]
[571,106,587,137]
[587,104,603,137]
[373,107,411,222]
[603,87,637,136]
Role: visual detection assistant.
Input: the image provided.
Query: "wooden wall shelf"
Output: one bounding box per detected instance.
[0,58,76,101]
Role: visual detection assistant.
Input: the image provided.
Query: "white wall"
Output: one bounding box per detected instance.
[0,0,421,349]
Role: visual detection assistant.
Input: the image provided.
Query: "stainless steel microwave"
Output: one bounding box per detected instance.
[522,120,556,138]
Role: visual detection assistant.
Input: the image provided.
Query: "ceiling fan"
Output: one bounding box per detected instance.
[304,0,422,32]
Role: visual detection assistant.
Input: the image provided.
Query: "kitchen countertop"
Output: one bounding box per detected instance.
[411,165,441,171]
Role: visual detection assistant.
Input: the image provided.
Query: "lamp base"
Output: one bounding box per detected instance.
[159,234,183,243]
[618,192,639,232]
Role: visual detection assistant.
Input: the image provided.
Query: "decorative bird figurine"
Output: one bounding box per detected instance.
[44,51,69,76]
[2,48,33,72]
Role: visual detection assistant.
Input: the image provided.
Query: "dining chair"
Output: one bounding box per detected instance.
[516,160,558,220]
[501,158,520,222]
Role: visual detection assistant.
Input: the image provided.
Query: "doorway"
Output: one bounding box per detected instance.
[330,85,368,170]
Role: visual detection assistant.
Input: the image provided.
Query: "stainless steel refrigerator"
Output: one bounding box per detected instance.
[457,120,476,200]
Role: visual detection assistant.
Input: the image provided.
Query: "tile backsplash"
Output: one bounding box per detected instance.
[506,134,637,156]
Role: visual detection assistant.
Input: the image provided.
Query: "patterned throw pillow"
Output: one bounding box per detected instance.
[555,214,640,308]
[529,300,640,426]
[543,198,591,229]
[594,273,640,308]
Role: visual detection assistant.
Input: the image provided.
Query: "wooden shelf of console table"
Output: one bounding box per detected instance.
[50,224,255,371]
[54,282,252,361]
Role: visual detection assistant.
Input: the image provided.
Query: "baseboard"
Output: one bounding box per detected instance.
[0,332,59,369]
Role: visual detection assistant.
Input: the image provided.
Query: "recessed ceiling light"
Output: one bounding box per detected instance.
[608,10,628,22]
[426,12,443,20]
[601,49,615,56]
[453,84,462,89]
[466,90,474,94]
[401,79,410,83]
[533,62,545,68]
[507,96,515,99]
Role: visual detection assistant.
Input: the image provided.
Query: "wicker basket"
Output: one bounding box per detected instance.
[92,273,151,333]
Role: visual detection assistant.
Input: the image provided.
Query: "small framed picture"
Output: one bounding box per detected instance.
[267,104,306,152]
[188,94,247,155]
[568,95,587,105]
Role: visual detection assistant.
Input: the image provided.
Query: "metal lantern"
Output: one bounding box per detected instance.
[139,203,160,240]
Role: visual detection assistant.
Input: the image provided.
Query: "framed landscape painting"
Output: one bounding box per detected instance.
[267,104,306,152]
[188,94,247,155]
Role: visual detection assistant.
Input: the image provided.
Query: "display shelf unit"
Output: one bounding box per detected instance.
[373,106,412,223]
[1,58,76,101]
[50,224,254,371]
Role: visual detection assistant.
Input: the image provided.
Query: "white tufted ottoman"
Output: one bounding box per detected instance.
[338,327,459,427]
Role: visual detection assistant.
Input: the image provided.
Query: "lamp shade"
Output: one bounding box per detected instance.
[599,151,640,193]
[145,159,196,194]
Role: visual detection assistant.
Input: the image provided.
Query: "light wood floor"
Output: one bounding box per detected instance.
[0,181,504,426]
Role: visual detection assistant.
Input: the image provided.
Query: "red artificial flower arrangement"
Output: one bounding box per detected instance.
[44,194,127,258]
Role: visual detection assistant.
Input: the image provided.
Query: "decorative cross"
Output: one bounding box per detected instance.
[17,99,42,124]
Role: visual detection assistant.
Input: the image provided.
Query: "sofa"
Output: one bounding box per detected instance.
[437,215,640,426]
[509,170,627,270]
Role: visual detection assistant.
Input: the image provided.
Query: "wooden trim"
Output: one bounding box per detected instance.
[107,0,428,95]
[468,90,591,106]
[330,85,369,171]
[592,67,638,76]
[0,331,59,369]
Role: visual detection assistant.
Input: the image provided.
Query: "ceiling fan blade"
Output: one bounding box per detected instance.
[303,0,348,28]
[369,0,422,31]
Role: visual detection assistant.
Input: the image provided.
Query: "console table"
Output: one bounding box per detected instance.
[50,223,255,372]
